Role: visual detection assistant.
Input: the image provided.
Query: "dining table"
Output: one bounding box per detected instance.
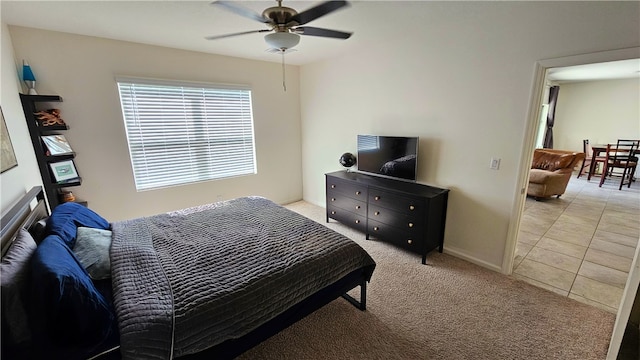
[587,142,639,181]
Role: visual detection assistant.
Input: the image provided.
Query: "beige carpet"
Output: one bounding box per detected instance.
[238,201,616,360]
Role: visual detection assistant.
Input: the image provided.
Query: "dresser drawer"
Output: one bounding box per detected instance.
[326,194,367,217]
[326,177,367,201]
[368,219,423,253]
[327,205,367,232]
[368,188,425,216]
[368,204,423,233]
[325,170,449,265]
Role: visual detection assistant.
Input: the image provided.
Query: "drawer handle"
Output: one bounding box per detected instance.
[331,184,336,189]
[331,198,336,202]
[408,222,414,228]
[409,205,415,210]
[373,226,379,231]
[374,196,380,201]
[355,220,360,224]
[331,211,336,215]
[374,211,380,216]
[355,205,361,209]
[407,239,413,244]
[355,191,361,195]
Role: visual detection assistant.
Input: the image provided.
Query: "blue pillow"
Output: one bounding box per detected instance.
[29,234,117,357]
[46,202,110,247]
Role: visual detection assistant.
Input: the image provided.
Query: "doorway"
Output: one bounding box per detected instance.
[504,47,640,360]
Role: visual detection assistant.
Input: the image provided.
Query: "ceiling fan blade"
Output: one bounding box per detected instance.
[205,29,271,41]
[211,1,272,24]
[290,0,349,25]
[294,26,352,39]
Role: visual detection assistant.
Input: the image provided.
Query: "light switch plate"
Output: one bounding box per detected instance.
[490,158,501,170]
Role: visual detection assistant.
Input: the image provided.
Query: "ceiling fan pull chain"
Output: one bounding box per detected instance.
[281,50,287,92]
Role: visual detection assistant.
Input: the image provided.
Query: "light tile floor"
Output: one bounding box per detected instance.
[513,173,640,313]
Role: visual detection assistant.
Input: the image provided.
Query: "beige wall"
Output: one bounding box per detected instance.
[6,26,302,221]
[2,2,639,272]
[554,78,640,151]
[299,2,640,270]
[1,23,43,209]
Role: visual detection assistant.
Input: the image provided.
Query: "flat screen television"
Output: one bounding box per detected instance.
[356,135,419,181]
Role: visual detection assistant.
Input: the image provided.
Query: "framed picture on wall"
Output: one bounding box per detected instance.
[49,160,79,182]
[0,107,18,173]
[41,134,74,155]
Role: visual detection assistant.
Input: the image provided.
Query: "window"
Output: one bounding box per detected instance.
[535,104,549,149]
[116,77,256,191]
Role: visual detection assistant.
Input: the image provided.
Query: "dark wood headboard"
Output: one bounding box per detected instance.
[0,186,48,256]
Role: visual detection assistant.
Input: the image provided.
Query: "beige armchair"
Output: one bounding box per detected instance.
[527,149,585,200]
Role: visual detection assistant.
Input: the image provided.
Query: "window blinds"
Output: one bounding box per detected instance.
[116,78,256,191]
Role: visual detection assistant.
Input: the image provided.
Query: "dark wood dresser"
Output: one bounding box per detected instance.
[325,170,449,264]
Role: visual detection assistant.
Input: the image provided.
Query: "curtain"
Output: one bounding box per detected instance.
[543,85,559,149]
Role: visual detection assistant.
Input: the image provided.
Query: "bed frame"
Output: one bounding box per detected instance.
[183,270,369,360]
[0,186,47,256]
[1,187,371,360]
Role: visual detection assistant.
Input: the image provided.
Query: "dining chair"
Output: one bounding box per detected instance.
[599,139,639,190]
[578,139,606,178]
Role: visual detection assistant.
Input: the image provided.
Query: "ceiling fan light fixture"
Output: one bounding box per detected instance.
[264,32,300,50]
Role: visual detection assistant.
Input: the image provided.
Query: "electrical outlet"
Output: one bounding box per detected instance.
[490,157,501,170]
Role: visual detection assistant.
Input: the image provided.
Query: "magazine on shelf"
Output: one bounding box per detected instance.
[41,135,73,155]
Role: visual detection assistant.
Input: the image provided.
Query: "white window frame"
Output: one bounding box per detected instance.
[116,77,257,191]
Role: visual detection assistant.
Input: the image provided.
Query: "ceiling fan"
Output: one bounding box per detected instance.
[206,0,353,52]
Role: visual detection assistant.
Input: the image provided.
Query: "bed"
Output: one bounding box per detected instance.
[1,187,376,360]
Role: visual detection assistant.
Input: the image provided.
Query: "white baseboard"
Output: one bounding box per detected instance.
[443,246,504,273]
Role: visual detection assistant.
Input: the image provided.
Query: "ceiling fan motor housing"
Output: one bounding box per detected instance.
[263,6,299,28]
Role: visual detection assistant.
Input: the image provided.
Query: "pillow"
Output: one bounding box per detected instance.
[29,234,117,354]
[73,227,112,280]
[46,202,110,247]
[28,217,48,244]
[1,229,37,347]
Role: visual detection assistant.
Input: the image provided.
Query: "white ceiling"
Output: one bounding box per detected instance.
[1,0,372,66]
[2,0,639,81]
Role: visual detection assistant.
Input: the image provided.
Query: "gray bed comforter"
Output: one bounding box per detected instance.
[110,196,375,359]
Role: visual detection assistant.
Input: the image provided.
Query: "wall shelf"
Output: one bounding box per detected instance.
[19,94,84,211]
